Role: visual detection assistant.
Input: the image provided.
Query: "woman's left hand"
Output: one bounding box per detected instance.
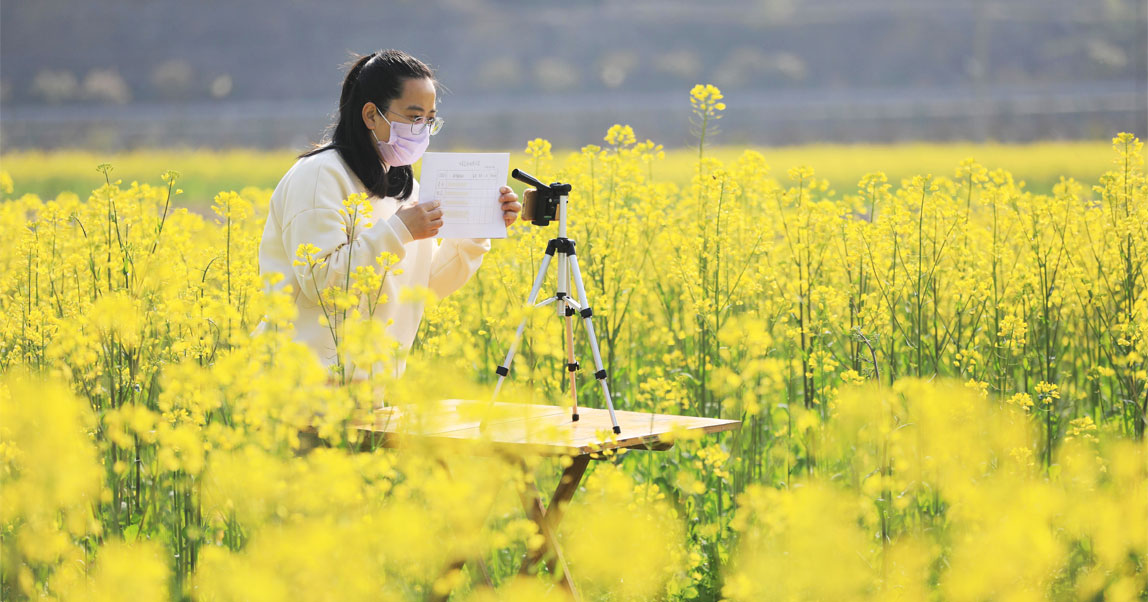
[499,186,522,228]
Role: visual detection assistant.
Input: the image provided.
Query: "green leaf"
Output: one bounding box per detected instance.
[123,521,141,542]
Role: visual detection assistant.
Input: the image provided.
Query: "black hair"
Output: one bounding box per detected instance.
[302,50,435,201]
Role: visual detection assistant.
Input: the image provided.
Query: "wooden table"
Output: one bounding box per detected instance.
[348,399,740,601]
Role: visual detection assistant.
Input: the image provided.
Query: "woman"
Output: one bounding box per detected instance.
[256,49,520,383]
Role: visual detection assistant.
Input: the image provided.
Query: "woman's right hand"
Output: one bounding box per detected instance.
[395,200,443,240]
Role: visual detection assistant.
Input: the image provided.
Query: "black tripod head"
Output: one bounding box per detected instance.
[512,168,572,227]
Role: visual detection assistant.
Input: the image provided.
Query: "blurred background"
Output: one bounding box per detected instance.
[1,0,1145,152]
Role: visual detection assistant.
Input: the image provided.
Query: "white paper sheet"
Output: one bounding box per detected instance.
[417,152,510,239]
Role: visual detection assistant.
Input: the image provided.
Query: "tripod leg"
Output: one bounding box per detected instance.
[564,310,580,421]
[567,255,622,434]
[555,249,581,422]
[493,250,553,399]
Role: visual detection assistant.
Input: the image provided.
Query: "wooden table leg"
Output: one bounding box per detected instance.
[517,454,590,600]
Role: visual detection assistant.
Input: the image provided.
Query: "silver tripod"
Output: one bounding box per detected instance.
[490,171,622,434]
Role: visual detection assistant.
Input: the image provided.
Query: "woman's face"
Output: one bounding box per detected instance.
[365,76,437,155]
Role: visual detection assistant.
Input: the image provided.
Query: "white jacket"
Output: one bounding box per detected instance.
[255,148,490,380]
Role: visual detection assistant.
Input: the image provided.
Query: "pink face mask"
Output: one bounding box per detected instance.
[372,108,431,167]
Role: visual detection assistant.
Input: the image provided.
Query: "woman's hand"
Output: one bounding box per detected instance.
[395,200,444,240]
[499,186,522,227]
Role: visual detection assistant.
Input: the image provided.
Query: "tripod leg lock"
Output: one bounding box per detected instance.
[594,369,607,380]
[495,366,509,377]
[567,362,580,372]
[579,307,593,318]
[565,306,576,317]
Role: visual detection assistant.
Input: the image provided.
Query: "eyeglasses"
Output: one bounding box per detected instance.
[379,107,445,136]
